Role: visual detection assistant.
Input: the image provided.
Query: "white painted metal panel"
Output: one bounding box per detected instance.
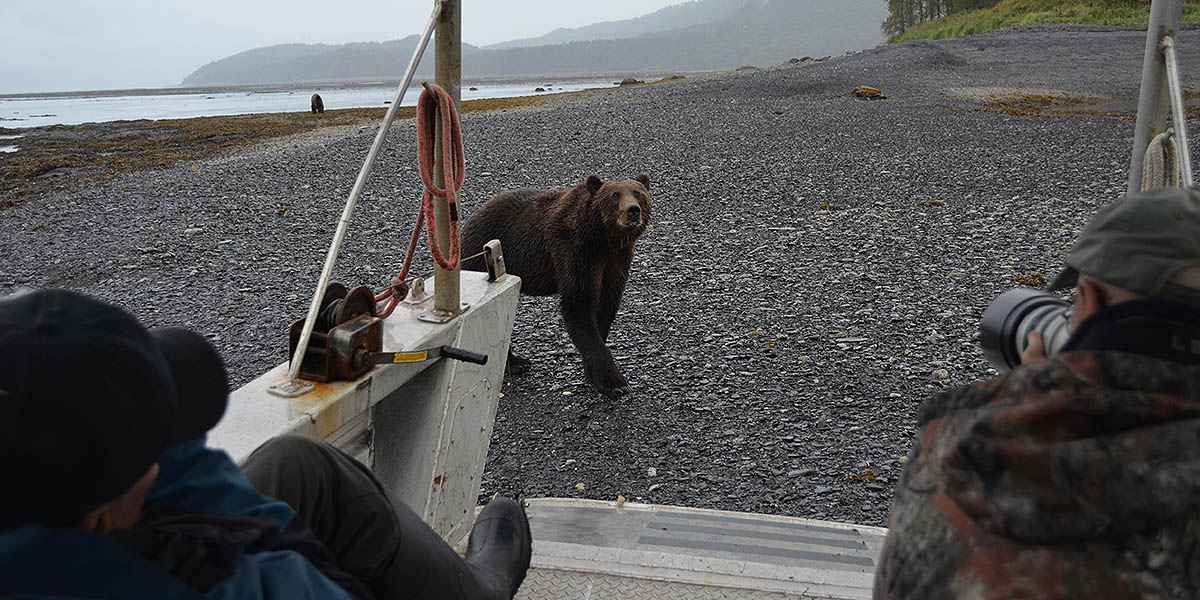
[208,270,521,544]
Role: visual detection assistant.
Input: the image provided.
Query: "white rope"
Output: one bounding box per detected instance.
[272,0,444,397]
[1160,35,1194,186]
[1142,129,1181,191]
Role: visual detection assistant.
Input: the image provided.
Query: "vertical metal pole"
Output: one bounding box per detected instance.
[433,0,462,315]
[1128,0,1183,195]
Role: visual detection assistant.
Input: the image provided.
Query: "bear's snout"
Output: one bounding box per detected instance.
[618,195,647,230]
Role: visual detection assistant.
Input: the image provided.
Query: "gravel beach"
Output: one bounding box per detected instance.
[2,25,1197,528]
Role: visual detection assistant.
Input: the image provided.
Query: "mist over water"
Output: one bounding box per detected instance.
[0,76,619,129]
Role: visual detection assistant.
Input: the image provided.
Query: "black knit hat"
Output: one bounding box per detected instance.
[0,289,228,528]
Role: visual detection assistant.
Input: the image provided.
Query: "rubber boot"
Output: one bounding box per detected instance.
[461,498,533,599]
[377,496,532,600]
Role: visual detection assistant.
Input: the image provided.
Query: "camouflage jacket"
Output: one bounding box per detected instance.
[874,300,1200,599]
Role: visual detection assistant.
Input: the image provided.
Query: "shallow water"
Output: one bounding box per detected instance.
[0,77,619,129]
[0,134,19,152]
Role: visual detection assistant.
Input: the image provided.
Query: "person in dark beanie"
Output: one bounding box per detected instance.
[0,288,531,599]
[873,186,1200,599]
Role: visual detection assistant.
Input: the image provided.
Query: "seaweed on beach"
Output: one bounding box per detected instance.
[974,90,1128,119]
[1,94,551,209]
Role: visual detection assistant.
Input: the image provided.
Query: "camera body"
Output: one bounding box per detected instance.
[980,288,1073,371]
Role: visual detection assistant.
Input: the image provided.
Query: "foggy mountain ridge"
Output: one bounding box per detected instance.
[181,0,887,86]
[482,0,749,49]
[182,36,469,87]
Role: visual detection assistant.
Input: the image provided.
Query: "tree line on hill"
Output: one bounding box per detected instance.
[882,0,1150,37]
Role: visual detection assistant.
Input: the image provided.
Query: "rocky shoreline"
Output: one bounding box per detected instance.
[2,25,1195,527]
[0,94,563,209]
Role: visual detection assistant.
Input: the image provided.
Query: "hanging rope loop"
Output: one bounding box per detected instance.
[416,83,464,271]
[373,83,464,318]
[1142,129,1181,191]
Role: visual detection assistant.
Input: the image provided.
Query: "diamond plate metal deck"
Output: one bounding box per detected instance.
[516,568,825,599]
[503,499,888,600]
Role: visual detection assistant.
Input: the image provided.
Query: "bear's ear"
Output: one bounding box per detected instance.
[585,175,603,194]
[636,172,650,191]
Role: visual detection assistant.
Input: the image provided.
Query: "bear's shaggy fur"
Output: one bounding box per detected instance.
[311,93,325,114]
[461,174,652,396]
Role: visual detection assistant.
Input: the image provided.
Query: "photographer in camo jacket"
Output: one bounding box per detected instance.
[874,186,1200,599]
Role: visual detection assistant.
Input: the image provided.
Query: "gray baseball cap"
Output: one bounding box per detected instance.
[1048,186,1200,303]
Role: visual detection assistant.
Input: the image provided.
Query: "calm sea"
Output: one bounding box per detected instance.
[0,75,621,135]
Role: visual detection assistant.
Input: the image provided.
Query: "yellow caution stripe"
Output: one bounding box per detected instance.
[391,351,429,363]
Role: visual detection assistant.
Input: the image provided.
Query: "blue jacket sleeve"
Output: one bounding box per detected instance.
[208,551,351,600]
[147,437,367,599]
[147,435,296,531]
[0,527,350,600]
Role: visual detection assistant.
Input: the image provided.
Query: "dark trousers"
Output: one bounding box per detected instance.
[242,434,472,600]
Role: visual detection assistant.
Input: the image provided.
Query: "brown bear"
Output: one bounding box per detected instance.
[461,174,652,397]
[311,93,325,114]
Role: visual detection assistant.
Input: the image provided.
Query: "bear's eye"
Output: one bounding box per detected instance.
[612,191,620,200]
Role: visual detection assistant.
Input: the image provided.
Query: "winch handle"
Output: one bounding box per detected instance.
[439,346,488,365]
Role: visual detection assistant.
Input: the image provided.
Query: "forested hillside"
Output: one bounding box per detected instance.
[182,37,453,86]
[884,0,1004,36]
[885,0,1200,42]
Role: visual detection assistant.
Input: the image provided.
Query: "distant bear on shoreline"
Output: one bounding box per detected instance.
[461,174,652,397]
[311,93,324,114]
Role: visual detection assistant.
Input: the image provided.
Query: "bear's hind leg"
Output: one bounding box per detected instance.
[505,349,532,375]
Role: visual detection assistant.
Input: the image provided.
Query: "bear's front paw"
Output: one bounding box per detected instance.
[588,368,632,397]
[602,384,633,397]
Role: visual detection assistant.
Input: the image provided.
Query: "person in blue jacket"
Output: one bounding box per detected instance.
[0,288,531,599]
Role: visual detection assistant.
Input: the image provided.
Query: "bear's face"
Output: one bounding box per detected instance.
[587,174,652,243]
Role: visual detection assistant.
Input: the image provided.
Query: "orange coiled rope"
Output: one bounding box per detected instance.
[375,84,464,318]
[417,83,464,270]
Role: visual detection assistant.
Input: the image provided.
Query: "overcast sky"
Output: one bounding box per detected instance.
[1,0,682,94]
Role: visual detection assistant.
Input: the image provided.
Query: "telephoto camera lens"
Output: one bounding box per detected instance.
[979,288,1073,371]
